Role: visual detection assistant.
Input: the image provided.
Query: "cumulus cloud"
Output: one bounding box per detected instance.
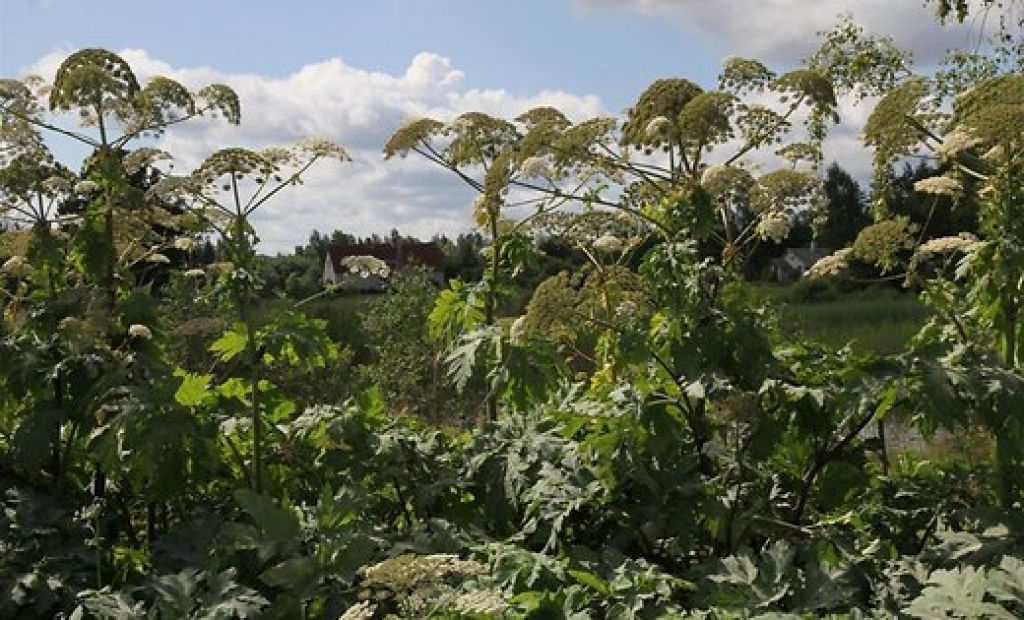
[25,49,606,254]
[575,0,988,64]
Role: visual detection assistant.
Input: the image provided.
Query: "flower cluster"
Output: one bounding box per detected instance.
[340,255,390,279]
[805,248,853,279]
[73,180,99,195]
[913,175,964,199]
[756,210,792,243]
[123,147,172,175]
[384,117,445,158]
[645,115,672,138]
[933,129,982,160]
[148,175,199,201]
[299,137,350,161]
[128,324,153,340]
[337,601,376,620]
[453,589,507,616]
[593,233,625,253]
[750,169,825,215]
[360,553,486,592]
[518,155,552,179]
[720,56,773,93]
[1,255,31,279]
[41,175,72,194]
[509,315,527,345]
[615,299,639,322]
[911,234,980,271]
[701,164,754,205]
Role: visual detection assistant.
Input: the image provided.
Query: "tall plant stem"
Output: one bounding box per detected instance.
[231,174,264,494]
[485,215,501,421]
[995,277,1020,506]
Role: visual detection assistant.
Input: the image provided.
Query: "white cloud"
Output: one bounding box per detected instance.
[574,0,987,65]
[25,49,606,254]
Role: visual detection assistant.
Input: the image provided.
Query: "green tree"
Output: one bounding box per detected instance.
[358,268,459,421]
[816,161,870,248]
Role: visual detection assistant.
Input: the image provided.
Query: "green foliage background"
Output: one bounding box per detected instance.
[1,4,1022,616]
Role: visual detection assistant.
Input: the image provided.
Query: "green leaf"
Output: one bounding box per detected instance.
[11,404,62,471]
[210,324,249,362]
[234,490,301,541]
[259,557,319,588]
[904,566,1018,619]
[174,370,213,407]
[568,569,611,596]
[445,327,499,392]
[151,568,202,617]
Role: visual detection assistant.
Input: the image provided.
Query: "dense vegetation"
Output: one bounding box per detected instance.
[0,4,1022,618]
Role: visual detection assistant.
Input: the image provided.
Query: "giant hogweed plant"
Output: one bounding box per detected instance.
[377,52,946,612]
[809,27,1024,506]
[0,49,244,590]
[152,139,350,496]
[384,58,838,426]
[0,48,349,605]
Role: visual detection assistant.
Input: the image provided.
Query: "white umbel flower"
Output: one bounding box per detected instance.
[645,115,672,138]
[337,601,376,620]
[128,324,153,340]
[914,176,963,199]
[756,210,791,243]
[340,255,390,279]
[934,129,982,160]
[805,248,852,279]
[2,255,31,279]
[74,180,99,195]
[912,234,980,266]
[519,156,552,179]
[454,590,507,615]
[172,237,196,251]
[593,234,624,253]
[509,315,527,344]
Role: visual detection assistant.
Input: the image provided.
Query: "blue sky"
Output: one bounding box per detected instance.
[0,0,984,253]
[1,1,723,111]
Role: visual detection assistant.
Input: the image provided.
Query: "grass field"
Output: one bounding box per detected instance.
[750,283,932,355]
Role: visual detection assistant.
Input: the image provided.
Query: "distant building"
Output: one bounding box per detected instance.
[323,240,446,291]
[772,246,832,282]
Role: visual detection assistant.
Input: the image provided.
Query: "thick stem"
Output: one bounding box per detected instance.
[250,334,263,495]
[51,372,64,489]
[485,216,500,421]
[792,407,877,525]
[230,174,264,494]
